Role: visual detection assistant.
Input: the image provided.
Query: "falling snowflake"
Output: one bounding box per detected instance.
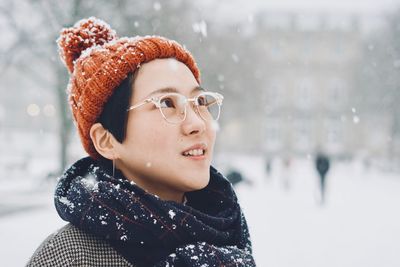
[192,20,208,37]
[153,2,161,11]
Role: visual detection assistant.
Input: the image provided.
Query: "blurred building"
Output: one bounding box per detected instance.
[218,12,394,161]
[261,13,395,160]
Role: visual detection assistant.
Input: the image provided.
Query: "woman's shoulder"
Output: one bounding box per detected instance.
[26,223,134,267]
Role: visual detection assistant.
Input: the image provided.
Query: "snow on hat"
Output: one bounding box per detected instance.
[57,17,200,159]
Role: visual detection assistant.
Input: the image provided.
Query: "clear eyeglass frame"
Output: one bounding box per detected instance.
[126,91,224,124]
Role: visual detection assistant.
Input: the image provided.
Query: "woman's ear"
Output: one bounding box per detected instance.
[89,123,118,160]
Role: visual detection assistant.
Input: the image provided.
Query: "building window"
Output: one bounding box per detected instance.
[265,80,284,108]
[327,78,346,109]
[296,78,314,109]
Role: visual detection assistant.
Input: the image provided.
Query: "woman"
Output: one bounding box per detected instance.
[27,17,255,267]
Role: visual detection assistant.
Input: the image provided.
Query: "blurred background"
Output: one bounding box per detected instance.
[1,0,400,266]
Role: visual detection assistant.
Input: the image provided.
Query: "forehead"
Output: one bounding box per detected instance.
[132,58,199,101]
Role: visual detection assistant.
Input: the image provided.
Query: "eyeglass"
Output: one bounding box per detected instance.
[126,91,224,124]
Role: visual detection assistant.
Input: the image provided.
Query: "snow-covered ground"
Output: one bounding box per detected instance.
[0,155,399,266]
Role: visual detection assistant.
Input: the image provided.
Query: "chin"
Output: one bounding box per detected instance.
[187,174,210,191]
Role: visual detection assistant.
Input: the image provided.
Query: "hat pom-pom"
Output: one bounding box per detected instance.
[57,17,117,73]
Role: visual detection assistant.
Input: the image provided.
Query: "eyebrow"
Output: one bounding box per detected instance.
[146,86,206,98]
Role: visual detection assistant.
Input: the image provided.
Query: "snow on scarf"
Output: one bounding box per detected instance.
[55,157,256,267]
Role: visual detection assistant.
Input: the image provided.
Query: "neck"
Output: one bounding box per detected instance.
[139,181,185,203]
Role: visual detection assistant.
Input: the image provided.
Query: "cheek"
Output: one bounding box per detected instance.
[207,124,217,146]
[147,128,174,154]
[126,118,177,158]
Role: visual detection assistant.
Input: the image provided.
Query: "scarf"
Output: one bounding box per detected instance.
[55,157,256,267]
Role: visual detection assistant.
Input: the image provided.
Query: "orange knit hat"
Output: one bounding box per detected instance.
[57,17,201,159]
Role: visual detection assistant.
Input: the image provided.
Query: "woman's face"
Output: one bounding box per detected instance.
[114,58,217,201]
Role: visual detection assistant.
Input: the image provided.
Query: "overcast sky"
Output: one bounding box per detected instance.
[215,0,400,14]
[198,0,400,32]
[199,0,400,20]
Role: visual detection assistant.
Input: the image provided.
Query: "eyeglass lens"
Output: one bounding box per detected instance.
[159,94,220,123]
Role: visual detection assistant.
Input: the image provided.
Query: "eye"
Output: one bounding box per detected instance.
[197,95,207,106]
[160,97,175,108]
[197,94,217,107]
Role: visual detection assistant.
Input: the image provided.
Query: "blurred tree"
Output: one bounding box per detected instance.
[0,0,105,175]
[357,8,400,158]
[386,9,400,156]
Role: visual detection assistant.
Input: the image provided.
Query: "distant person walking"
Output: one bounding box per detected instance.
[265,157,272,178]
[315,153,330,204]
[281,156,291,190]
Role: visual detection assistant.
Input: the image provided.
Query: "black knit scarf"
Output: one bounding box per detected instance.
[55,157,256,267]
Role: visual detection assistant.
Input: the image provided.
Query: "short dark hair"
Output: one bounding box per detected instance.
[97,73,135,164]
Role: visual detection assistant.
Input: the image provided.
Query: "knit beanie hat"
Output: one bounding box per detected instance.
[57,17,200,159]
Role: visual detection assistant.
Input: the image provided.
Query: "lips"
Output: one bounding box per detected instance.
[181,143,207,157]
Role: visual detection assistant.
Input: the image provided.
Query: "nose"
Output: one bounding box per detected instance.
[181,104,206,136]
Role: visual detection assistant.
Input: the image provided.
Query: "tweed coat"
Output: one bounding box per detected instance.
[26,223,134,267]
